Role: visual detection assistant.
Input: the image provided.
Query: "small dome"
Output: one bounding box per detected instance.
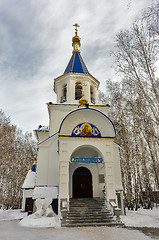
[79,97,87,106]
[72,35,81,44]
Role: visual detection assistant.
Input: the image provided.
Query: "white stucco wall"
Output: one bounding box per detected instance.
[59,107,116,137]
[35,131,49,143]
[35,135,59,187]
[58,137,121,202]
[34,103,123,212]
[54,73,99,104]
[48,104,111,136]
[113,143,123,191]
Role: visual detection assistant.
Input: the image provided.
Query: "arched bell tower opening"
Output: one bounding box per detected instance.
[75,82,82,100]
[90,85,95,104]
[60,84,67,103]
[73,167,93,198]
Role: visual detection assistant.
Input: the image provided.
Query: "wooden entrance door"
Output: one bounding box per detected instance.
[25,197,33,213]
[73,167,93,198]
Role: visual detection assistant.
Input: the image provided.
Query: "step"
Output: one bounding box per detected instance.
[66,220,114,224]
[62,198,115,227]
[70,201,105,204]
[67,212,112,217]
[67,211,112,215]
[66,218,114,223]
[67,215,113,219]
[70,203,106,208]
[69,207,106,212]
[70,199,105,202]
[62,222,123,227]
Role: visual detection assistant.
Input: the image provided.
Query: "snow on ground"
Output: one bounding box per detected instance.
[19,213,61,228]
[0,206,159,229]
[0,207,61,228]
[0,220,154,240]
[0,208,27,221]
[1,208,159,240]
[121,207,159,228]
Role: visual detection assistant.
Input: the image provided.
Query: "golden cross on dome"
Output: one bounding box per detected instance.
[81,82,87,93]
[73,23,80,36]
[77,82,88,107]
[77,82,87,97]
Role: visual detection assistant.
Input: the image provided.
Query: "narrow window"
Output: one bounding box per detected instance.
[75,82,82,100]
[90,86,95,104]
[60,84,67,103]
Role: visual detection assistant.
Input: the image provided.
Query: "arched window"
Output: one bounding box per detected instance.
[60,84,67,103]
[75,82,82,100]
[90,86,95,104]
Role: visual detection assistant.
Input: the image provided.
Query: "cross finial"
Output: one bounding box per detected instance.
[78,82,88,107]
[77,82,87,100]
[73,23,80,36]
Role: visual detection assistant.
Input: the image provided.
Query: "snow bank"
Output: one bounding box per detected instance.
[19,214,61,228]
[1,206,159,229]
[0,208,27,221]
[22,169,36,189]
[121,207,159,228]
[19,198,61,228]
[0,207,61,228]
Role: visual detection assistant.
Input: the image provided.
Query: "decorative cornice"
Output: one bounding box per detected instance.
[54,72,100,85]
[59,135,115,139]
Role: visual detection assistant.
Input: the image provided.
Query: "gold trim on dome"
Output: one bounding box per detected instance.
[63,52,73,74]
[72,23,81,45]
[79,97,87,106]
[72,35,81,43]
[71,52,76,71]
[79,52,89,73]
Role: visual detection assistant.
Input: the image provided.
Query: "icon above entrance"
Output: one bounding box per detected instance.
[72,122,101,137]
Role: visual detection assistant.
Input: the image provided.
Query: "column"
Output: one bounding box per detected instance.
[67,80,75,103]
[84,81,90,103]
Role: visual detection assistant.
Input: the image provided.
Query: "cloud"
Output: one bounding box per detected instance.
[0,0,150,133]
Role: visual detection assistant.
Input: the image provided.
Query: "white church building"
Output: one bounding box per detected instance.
[22,24,124,221]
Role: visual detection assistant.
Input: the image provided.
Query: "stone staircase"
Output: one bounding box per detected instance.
[62,198,116,227]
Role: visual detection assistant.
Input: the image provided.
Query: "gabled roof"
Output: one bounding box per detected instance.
[64,51,89,74]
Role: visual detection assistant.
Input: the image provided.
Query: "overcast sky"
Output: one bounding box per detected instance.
[0,0,151,135]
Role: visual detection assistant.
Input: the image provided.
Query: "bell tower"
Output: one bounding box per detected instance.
[54,24,99,105]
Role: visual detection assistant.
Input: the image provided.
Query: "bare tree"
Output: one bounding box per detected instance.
[0,110,36,209]
[101,2,159,208]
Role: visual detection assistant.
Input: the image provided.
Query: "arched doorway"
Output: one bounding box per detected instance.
[73,167,93,198]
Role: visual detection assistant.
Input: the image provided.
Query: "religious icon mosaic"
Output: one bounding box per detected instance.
[72,122,101,137]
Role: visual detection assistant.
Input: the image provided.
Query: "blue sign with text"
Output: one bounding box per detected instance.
[71,157,102,163]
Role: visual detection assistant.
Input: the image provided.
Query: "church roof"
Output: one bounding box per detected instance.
[64,51,89,74]
[54,24,99,84]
